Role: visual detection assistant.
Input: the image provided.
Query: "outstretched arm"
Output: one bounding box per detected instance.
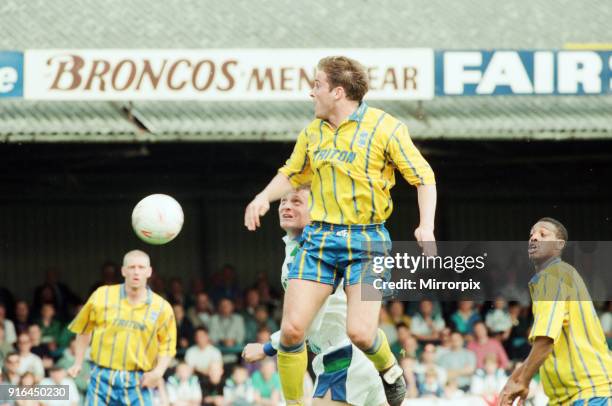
[498,336,553,406]
[414,184,437,243]
[245,174,295,231]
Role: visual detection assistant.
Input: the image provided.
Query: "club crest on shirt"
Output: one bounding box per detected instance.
[336,230,349,238]
[149,310,160,322]
[357,131,368,147]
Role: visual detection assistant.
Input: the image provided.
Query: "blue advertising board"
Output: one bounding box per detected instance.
[435,50,612,96]
[0,51,23,98]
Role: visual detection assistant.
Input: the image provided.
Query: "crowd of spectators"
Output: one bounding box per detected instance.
[1,262,611,406]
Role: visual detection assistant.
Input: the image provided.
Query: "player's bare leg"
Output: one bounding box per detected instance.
[279,278,333,404]
[345,283,406,406]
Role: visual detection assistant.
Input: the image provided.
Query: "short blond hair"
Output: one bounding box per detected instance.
[122,250,150,266]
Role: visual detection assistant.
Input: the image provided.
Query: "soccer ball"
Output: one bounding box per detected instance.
[131,194,184,245]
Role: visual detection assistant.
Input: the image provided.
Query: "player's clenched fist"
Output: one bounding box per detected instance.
[245,193,270,231]
[67,364,81,378]
[414,226,437,256]
[242,343,266,363]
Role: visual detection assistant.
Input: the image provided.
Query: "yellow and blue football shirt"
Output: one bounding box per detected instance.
[69,284,177,372]
[529,258,612,405]
[278,102,435,225]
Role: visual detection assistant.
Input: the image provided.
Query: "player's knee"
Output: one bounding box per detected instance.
[347,324,376,349]
[280,320,305,346]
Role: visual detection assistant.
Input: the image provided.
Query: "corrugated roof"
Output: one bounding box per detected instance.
[2,97,610,142]
[0,100,142,142]
[127,97,612,141]
[0,0,611,142]
[0,0,608,49]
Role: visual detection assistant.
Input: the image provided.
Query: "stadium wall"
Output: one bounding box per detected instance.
[1,195,610,300]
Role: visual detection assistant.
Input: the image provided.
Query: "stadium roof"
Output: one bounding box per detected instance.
[0,0,611,142]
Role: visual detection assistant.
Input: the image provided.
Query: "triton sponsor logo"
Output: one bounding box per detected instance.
[113,319,146,331]
[313,149,357,163]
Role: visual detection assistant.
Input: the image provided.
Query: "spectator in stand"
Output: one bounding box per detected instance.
[148,270,166,295]
[242,288,260,321]
[251,358,281,405]
[443,378,465,399]
[498,266,531,307]
[485,297,513,338]
[470,353,508,401]
[15,333,44,382]
[209,298,245,364]
[39,366,80,406]
[168,277,191,309]
[244,305,278,344]
[0,287,16,321]
[185,327,223,378]
[256,328,271,344]
[188,276,206,305]
[388,300,411,327]
[223,365,255,405]
[56,338,90,400]
[27,325,53,369]
[2,352,21,384]
[466,321,509,370]
[0,304,17,346]
[450,300,481,336]
[14,300,31,336]
[400,334,420,361]
[418,367,444,398]
[599,301,612,349]
[37,303,65,352]
[201,361,224,406]
[504,301,531,360]
[174,303,195,358]
[391,322,411,359]
[245,327,274,376]
[414,343,447,389]
[187,292,214,329]
[89,260,120,293]
[166,361,203,406]
[16,372,39,406]
[210,265,240,304]
[435,327,452,360]
[411,300,446,343]
[0,324,14,367]
[436,332,476,392]
[254,273,279,304]
[33,269,80,321]
[399,357,419,399]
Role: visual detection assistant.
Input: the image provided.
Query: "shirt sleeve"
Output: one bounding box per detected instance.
[68,289,99,335]
[278,128,313,187]
[529,275,569,344]
[386,123,435,186]
[157,302,177,357]
[270,330,281,351]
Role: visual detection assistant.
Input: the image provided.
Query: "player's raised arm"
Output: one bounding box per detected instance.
[245,128,312,231]
[244,173,294,231]
[386,123,437,252]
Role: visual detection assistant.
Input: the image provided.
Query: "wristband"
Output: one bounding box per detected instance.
[263,341,277,356]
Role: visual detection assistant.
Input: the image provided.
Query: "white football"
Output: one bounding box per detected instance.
[131,194,184,245]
